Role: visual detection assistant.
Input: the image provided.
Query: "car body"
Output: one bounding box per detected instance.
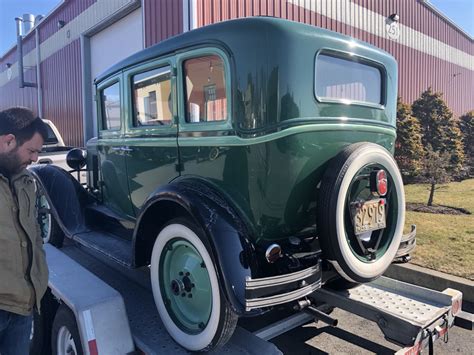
[31,17,415,351]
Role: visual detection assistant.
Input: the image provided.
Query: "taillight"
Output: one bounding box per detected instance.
[375,169,388,196]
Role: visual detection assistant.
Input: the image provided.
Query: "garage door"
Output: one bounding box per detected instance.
[90,8,143,126]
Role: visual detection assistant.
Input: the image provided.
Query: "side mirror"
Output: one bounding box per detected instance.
[66,148,87,171]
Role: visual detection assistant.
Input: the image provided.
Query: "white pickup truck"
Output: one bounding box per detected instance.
[35,119,72,170]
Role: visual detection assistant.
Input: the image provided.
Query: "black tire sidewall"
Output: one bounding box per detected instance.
[51,306,83,355]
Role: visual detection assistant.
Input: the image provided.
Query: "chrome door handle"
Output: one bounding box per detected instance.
[110,146,133,152]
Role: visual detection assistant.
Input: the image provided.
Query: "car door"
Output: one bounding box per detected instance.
[122,58,180,215]
[96,75,135,218]
[176,49,236,187]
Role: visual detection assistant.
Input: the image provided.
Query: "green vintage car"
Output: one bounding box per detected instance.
[32,17,415,352]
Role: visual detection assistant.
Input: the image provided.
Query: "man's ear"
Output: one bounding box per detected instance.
[0,134,17,152]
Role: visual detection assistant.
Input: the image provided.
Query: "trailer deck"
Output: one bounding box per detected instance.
[44,241,470,354]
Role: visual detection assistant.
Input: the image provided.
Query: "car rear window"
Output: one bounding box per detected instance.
[315,54,382,105]
[44,124,58,145]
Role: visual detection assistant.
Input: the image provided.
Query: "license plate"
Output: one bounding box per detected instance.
[353,199,386,235]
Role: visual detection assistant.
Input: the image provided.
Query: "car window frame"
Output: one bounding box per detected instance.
[97,75,123,139]
[314,49,387,110]
[123,55,178,138]
[176,47,233,133]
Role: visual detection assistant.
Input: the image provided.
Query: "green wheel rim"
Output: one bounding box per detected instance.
[343,164,399,262]
[159,238,213,334]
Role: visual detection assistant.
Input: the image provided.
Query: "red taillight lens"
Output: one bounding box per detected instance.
[376,169,388,196]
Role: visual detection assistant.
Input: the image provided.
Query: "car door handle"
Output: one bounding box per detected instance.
[110,146,133,152]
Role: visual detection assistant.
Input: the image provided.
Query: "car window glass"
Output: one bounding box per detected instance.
[101,82,121,130]
[184,55,227,123]
[133,66,172,126]
[315,54,382,105]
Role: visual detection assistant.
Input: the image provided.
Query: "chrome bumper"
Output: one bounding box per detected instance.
[245,262,321,311]
[395,224,417,260]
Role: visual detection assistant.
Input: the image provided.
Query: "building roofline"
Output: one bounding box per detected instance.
[0,0,67,60]
[421,0,473,41]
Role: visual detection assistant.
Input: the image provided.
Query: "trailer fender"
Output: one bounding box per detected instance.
[133,178,258,315]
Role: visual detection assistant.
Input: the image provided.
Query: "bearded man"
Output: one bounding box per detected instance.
[0,107,49,355]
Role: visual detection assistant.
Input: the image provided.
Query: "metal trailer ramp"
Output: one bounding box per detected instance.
[310,276,462,354]
[56,242,282,355]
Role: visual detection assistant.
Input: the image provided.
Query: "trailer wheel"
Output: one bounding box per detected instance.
[51,305,83,355]
[317,143,405,283]
[150,218,238,352]
[30,290,55,355]
[38,194,64,248]
[29,309,45,355]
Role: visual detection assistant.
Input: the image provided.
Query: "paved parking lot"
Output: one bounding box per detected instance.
[271,308,473,354]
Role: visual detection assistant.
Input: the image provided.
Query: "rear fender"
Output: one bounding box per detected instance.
[133,178,259,315]
[28,164,90,236]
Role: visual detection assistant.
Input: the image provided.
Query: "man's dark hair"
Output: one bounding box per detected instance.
[0,107,48,146]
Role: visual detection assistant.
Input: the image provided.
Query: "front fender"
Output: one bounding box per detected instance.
[134,177,259,315]
[28,164,90,236]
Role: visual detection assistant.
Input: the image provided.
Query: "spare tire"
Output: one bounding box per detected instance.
[317,142,405,283]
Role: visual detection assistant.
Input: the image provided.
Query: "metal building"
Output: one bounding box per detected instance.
[0,0,472,146]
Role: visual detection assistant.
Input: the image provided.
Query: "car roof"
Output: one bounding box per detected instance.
[95,16,392,84]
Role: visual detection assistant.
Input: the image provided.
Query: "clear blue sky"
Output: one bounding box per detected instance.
[1,0,473,57]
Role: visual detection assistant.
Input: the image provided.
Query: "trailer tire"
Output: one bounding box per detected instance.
[317,143,405,283]
[38,194,64,248]
[51,305,83,355]
[29,309,45,355]
[150,218,238,352]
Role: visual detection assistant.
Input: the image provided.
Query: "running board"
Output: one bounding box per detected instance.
[310,276,462,349]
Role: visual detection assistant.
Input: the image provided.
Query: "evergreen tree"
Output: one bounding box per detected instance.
[395,97,424,179]
[459,111,473,176]
[412,88,465,176]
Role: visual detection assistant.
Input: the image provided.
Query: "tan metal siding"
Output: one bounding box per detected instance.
[0,69,37,113]
[363,0,473,55]
[39,0,96,43]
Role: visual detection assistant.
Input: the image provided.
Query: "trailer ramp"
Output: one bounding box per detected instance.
[310,276,462,354]
[58,242,281,355]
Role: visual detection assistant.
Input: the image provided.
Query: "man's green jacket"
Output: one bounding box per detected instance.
[0,170,49,315]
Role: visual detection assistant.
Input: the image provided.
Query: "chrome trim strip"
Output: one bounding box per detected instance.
[245,281,321,311]
[246,264,320,289]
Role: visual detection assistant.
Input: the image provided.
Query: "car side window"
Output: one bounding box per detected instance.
[132,66,172,126]
[184,55,227,123]
[101,82,121,130]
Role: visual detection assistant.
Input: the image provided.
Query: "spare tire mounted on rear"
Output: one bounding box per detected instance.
[317,142,405,283]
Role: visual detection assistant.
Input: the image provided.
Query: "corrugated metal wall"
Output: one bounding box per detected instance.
[0,0,148,146]
[144,0,184,47]
[195,0,473,117]
[41,40,84,146]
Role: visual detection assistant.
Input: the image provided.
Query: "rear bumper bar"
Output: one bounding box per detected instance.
[395,224,416,259]
[245,262,321,311]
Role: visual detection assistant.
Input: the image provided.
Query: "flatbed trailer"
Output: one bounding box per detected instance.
[36,242,472,355]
